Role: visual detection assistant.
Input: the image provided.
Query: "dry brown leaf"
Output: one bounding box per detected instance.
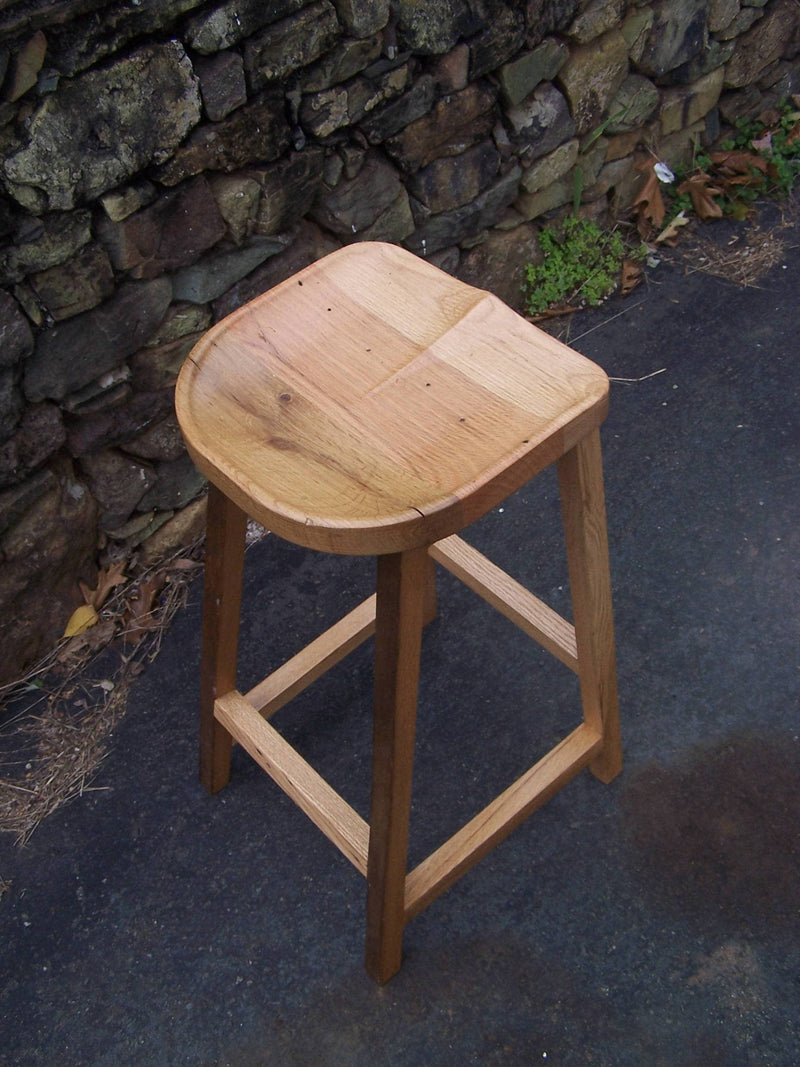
[709,150,769,187]
[122,572,167,644]
[57,618,117,662]
[786,120,800,147]
[677,173,724,220]
[620,259,643,296]
[633,157,666,232]
[79,559,127,610]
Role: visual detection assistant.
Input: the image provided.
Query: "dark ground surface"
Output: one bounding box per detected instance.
[1,202,799,1066]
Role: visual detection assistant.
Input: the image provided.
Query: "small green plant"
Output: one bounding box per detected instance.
[523,216,634,315]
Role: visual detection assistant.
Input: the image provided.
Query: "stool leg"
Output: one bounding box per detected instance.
[557,430,622,784]
[422,550,438,626]
[200,484,248,794]
[365,547,427,983]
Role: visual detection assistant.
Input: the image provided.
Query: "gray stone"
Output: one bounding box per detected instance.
[136,452,207,512]
[519,138,579,194]
[25,278,172,402]
[360,75,437,143]
[606,74,660,133]
[708,0,740,34]
[62,374,131,417]
[635,0,708,78]
[661,68,725,134]
[300,65,411,138]
[146,303,211,348]
[28,243,114,321]
[622,7,655,64]
[172,236,292,303]
[96,178,226,279]
[566,0,626,43]
[0,367,22,439]
[725,0,800,87]
[524,0,582,47]
[0,288,33,368]
[556,29,629,134]
[196,51,247,122]
[66,388,175,457]
[3,43,201,212]
[498,41,569,107]
[154,95,291,187]
[333,0,390,37]
[304,34,384,93]
[515,175,574,219]
[385,84,498,171]
[123,414,186,463]
[394,0,479,54]
[506,82,576,159]
[45,0,206,76]
[718,86,763,125]
[213,220,340,319]
[0,210,91,285]
[469,6,526,79]
[409,141,500,213]
[80,448,157,529]
[253,149,326,236]
[245,1,340,89]
[715,6,763,41]
[404,167,522,256]
[357,192,416,243]
[312,155,404,236]
[669,38,735,84]
[185,0,308,53]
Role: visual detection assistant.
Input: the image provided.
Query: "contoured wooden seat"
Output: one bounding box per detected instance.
[176,241,622,983]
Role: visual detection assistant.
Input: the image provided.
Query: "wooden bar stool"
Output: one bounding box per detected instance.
[175,241,621,984]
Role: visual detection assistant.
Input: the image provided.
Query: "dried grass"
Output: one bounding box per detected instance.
[0,539,205,845]
[687,224,789,287]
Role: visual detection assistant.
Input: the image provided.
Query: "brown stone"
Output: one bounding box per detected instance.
[28,243,114,321]
[300,64,411,138]
[0,462,98,687]
[0,401,65,488]
[384,84,498,171]
[154,95,291,187]
[6,30,47,102]
[725,0,800,88]
[79,448,157,529]
[455,223,540,311]
[409,141,500,213]
[66,389,175,457]
[311,155,404,236]
[0,466,55,538]
[429,44,470,93]
[96,177,226,280]
[253,149,326,235]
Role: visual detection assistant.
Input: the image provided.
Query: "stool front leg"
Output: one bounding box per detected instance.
[366,547,427,984]
[557,430,622,784]
[200,484,248,794]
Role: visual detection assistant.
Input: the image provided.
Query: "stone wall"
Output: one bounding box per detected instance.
[1,0,799,684]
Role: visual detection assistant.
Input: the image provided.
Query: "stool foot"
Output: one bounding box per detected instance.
[200,485,247,794]
[365,548,427,983]
[558,430,622,784]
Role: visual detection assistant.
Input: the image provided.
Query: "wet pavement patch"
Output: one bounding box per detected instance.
[622,732,800,938]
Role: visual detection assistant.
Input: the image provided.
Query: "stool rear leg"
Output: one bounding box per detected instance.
[366,547,427,984]
[200,484,248,794]
[557,430,622,784]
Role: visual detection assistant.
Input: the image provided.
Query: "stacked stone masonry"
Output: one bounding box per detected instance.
[0,0,798,683]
